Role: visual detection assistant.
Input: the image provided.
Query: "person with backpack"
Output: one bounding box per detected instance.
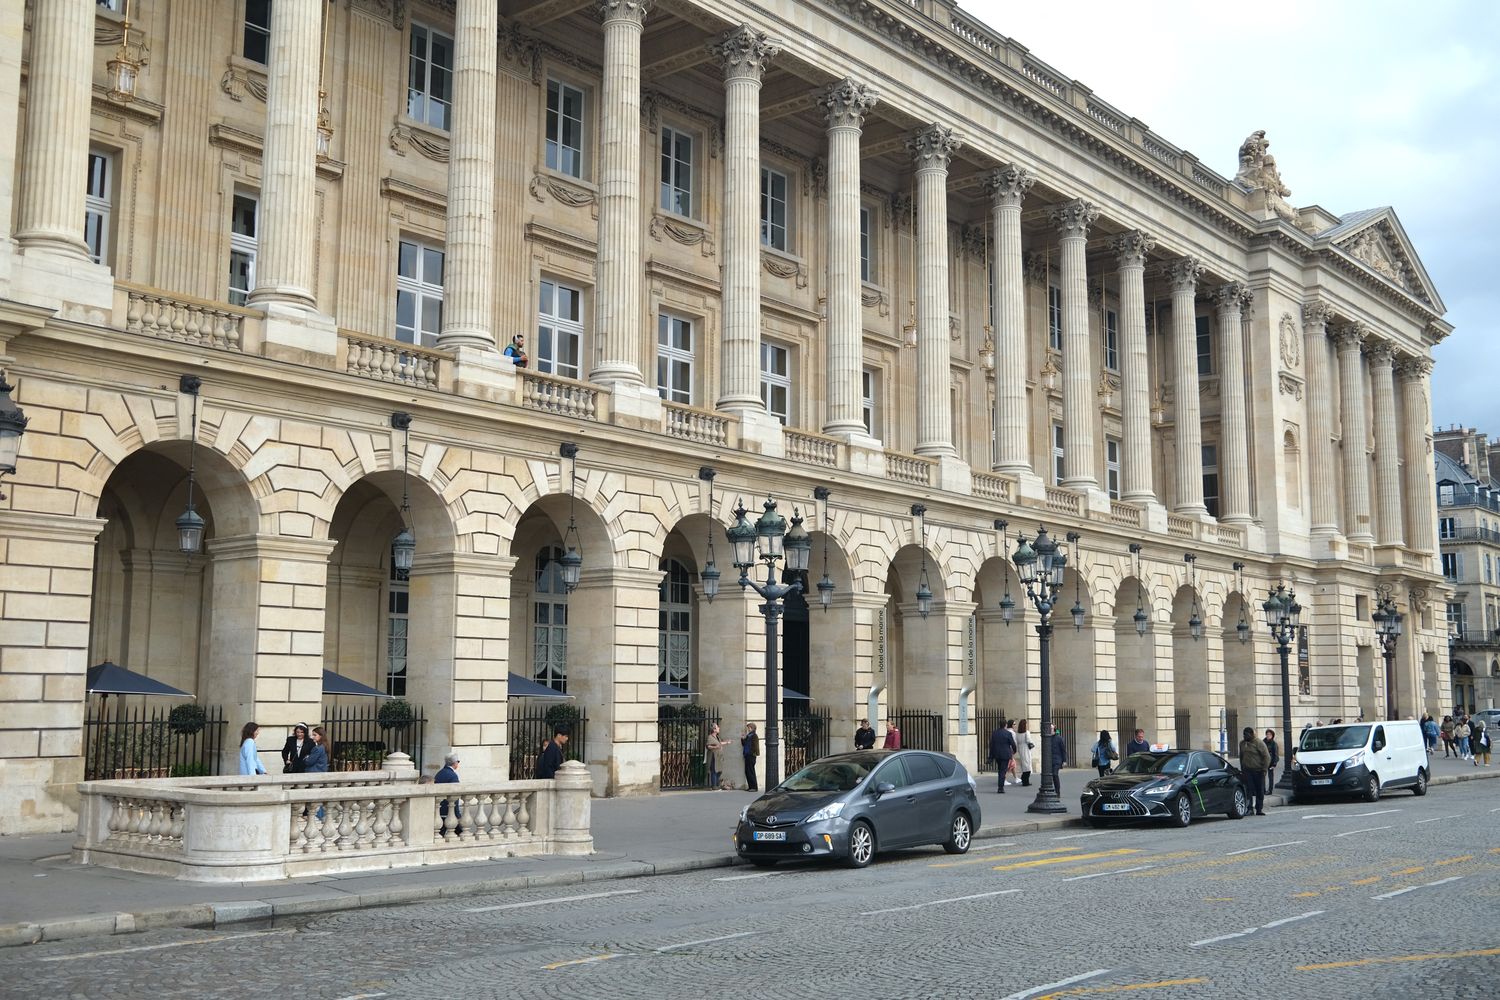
[1090,729,1119,777]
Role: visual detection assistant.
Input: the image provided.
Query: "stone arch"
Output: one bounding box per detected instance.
[1221,592,1259,735]
[881,542,949,732]
[973,556,1030,731]
[1113,575,1159,744]
[1171,584,1210,748]
[1049,565,1098,760]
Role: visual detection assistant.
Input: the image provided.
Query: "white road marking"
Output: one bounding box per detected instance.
[1301,808,1401,820]
[999,969,1112,1000]
[1052,831,1111,841]
[37,930,294,963]
[1061,865,1154,881]
[542,954,621,970]
[1335,825,1393,838]
[1414,814,1462,825]
[1373,875,1462,901]
[464,888,642,913]
[1191,910,1322,947]
[331,994,388,1000]
[1260,911,1324,930]
[860,888,1021,916]
[1225,840,1305,856]
[713,872,779,881]
[1190,928,1258,947]
[654,931,760,952]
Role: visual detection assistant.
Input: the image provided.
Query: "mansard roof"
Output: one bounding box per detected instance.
[1315,207,1444,313]
[1435,450,1475,487]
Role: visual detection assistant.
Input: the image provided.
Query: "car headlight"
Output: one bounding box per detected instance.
[1291,757,1302,771]
[803,801,846,824]
[1141,783,1176,795]
[1081,788,1097,798]
[739,805,750,823]
[1339,751,1365,772]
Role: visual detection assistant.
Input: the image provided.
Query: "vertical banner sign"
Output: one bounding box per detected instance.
[876,606,887,675]
[967,612,977,677]
[1297,625,1311,695]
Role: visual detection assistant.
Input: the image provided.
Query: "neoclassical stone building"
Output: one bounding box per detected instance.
[0,0,1453,832]
[1435,427,1500,712]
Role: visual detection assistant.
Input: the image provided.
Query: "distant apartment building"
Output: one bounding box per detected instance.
[1435,427,1500,712]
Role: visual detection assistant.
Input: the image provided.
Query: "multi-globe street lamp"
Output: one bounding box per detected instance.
[1010,525,1072,815]
[1372,591,1404,721]
[1262,583,1302,790]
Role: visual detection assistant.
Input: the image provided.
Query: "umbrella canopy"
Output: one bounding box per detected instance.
[507,673,574,700]
[86,660,193,699]
[322,669,392,699]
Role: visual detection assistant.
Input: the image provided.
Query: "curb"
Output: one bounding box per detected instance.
[4,766,1494,949]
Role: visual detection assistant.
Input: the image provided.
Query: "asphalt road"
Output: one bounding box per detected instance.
[7,777,1500,999]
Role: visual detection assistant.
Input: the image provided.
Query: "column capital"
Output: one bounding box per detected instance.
[1166,256,1204,293]
[1395,355,1433,381]
[821,77,878,129]
[1213,281,1247,313]
[1238,285,1255,317]
[1330,321,1368,351]
[1301,300,1334,328]
[1111,229,1156,267]
[907,123,960,171]
[983,163,1035,207]
[1365,337,1396,366]
[715,24,778,81]
[600,0,652,27]
[1049,198,1099,237]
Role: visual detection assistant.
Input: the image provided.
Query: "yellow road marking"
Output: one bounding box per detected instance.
[1391,866,1426,876]
[1298,947,1500,971]
[992,848,1139,871]
[931,845,1081,869]
[1352,877,1382,885]
[1038,977,1210,999]
[1204,897,1234,902]
[1128,854,1260,877]
[543,954,622,970]
[1436,855,1475,866]
[1293,891,1320,898]
[1056,851,1202,875]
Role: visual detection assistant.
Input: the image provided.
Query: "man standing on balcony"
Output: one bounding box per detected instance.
[503,333,528,367]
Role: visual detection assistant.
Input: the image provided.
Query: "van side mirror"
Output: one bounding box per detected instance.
[1372,739,1385,753]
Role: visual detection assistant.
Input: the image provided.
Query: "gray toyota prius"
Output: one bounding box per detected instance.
[733,749,980,869]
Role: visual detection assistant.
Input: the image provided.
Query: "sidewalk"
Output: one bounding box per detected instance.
[3,757,1494,947]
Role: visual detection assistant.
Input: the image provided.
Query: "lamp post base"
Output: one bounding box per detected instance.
[1275,766,1296,792]
[1027,794,1068,815]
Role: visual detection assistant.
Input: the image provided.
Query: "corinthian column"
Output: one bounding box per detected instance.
[248,0,324,309]
[1168,258,1207,515]
[1214,283,1252,524]
[590,0,652,386]
[714,25,778,411]
[1367,338,1404,547]
[986,164,1036,476]
[908,124,961,458]
[437,0,498,352]
[822,78,878,437]
[1397,356,1436,552]
[1333,322,1374,544]
[1302,301,1340,540]
[1051,199,1100,490]
[1112,231,1156,504]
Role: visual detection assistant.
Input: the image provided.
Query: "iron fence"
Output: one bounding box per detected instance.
[657,705,721,789]
[1052,708,1079,767]
[508,704,588,780]
[322,703,427,773]
[1225,709,1239,754]
[82,703,226,781]
[1175,709,1192,751]
[1116,710,1137,750]
[890,709,944,751]
[783,706,831,774]
[974,708,1006,772]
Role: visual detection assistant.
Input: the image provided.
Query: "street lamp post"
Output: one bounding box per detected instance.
[1262,583,1302,790]
[1373,592,1403,721]
[1012,526,1071,814]
[728,497,813,790]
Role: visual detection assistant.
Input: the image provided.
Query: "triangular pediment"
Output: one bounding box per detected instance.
[1321,208,1443,311]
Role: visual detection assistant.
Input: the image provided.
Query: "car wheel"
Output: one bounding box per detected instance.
[749,859,778,869]
[845,820,876,869]
[1227,786,1249,819]
[1171,793,1193,828]
[942,811,972,854]
[1412,769,1428,796]
[1363,773,1381,803]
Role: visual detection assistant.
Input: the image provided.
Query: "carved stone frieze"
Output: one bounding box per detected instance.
[1021,251,1049,285]
[220,62,267,104]
[1278,313,1301,370]
[530,171,599,217]
[389,120,450,162]
[761,251,808,288]
[861,288,890,316]
[1278,373,1304,400]
[649,213,715,256]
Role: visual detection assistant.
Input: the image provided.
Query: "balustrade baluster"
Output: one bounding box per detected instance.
[168,804,186,841]
[305,805,325,853]
[125,295,143,332]
[372,799,391,846]
[337,800,357,851]
[387,797,405,845]
[291,805,308,853]
[357,799,376,848]
[516,794,531,837]
[500,794,517,838]
[321,804,340,850]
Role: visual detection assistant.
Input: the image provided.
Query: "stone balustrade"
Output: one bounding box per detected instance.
[73,758,593,882]
[519,370,601,421]
[1166,513,1196,538]
[663,401,732,446]
[1107,501,1144,528]
[1044,486,1083,516]
[885,451,935,486]
[120,283,253,353]
[785,429,841,468]
[342,332,447,390]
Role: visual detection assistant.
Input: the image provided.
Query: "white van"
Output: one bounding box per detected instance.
[1292,720,1428,802]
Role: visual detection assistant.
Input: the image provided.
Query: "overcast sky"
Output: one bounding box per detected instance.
[964,0,1500,434]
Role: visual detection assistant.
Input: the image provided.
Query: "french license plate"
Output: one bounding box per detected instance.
[1310,778,1332,786]
[753,830,787,841]
[1102,803,1130,812]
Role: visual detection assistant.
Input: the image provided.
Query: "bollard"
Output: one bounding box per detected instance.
[548,760,594,855]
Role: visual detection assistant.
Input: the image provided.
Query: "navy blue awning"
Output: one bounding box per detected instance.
[322,669,392,698]
[782,688,811,701]
[86,661,193,699]
[658,682,697,699]
[508,673,574,700]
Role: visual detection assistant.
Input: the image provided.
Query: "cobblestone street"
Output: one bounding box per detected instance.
[7,776,1499,999]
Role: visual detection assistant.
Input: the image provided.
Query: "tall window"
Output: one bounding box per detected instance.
[1047,285,1062,350]
[859,206,872,283]
[83,151,112,266]
[385,542,410,697]
[1202,442,1220,518]
[658,558,692,688]
[1487,554,1494,584]
[243,0,271,64]
[656,312,694,404]
[1196,315,1213,376]
[407,24,453,130]
[546,79,585,178]
[227,192,258,306]
[1104,309,1119,371]
[760,167,788,251]
[760,341,791,424]
[395,239,444,346]
[1442,552,1460,580]
[533,545,570,693]
[537,279,584,379]
[659,126,693,216]
[1052,422,1065,485]
[1448,601,1466,636]
[1439,484,1455,505]
[1105,438,1121,500]
[861,367,878,437]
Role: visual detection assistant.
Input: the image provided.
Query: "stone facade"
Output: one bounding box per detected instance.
[0,0,1452,832]
[1434,429,1500,712]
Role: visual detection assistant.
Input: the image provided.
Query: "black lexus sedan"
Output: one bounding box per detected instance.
[733,750,981,868]
[1080,749,1250,827]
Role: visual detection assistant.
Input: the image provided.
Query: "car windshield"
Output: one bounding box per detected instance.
[1300,726,1370,751]
[777,758,875,792]
[1117,753,1190,775]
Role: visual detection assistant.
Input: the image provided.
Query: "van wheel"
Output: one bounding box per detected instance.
[1362,774,1381,803]
[1412,769,1428,796]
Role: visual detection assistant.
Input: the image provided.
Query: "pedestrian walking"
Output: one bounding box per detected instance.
[435,752,462,830]
[1239,727,1271,815]
[988,721,1017,793]
[1090,729,1119,777]
[280,722,312,774]
[1421,714,1439,753]
[882,718,902,749]
[1125,728,1151,757]
[1455,719,1472,760]
[1015,719,1035,786]
[705,722,728,789]
[742,723,760,791]
[535,725,570,779]
[239,721,267,776]
[1473,720,1492,767]
[854,718,876,750]
[1046,723,1067,795]
[1441,715,1455,757]
[1264,729,1280,788]
[1004,720,1021,785]
[303,726,330,773]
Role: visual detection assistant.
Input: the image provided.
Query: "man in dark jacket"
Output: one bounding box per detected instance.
[1046,723,1067,796]
[988,723,1017,793]
[1125,728,1151,758]
[742,723,760,791]
[534,726,570,779]
[1263,729,1280,788]
[435,753,461,830]
[854,719,876,750]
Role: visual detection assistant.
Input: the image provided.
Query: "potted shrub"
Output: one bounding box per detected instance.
[167,703,207,735]
[377,698,415,730]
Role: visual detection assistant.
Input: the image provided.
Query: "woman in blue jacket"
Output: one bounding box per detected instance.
[239,722,267,775]
[303,726,331,773]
